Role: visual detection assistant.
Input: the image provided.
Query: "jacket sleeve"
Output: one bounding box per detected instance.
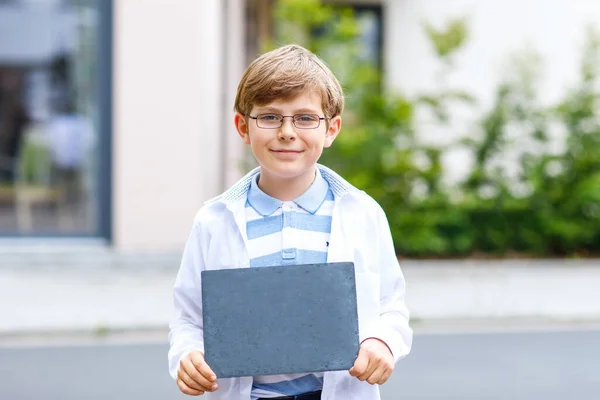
[368,204,413,364]
[168,216,207,379]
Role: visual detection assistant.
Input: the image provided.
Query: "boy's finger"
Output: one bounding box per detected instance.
[348,348,368,377]
[357,358,378,381]
[182,359,218,391]
[379,368,393,385]
[190,352,218,382]
[178,369,205,392]
[176,377,204,396]
[366,365,386,385]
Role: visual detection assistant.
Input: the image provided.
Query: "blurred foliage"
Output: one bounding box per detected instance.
[423,17,469,64]
[20,139,51,185]
[266,0,600,258]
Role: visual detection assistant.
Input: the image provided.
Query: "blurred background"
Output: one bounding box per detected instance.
[0,0,599,399]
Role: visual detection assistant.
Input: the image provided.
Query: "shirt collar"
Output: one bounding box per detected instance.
[293,168,329,214]
[209,164,354,207]
[246,168,330,216]
[247,175,282,216]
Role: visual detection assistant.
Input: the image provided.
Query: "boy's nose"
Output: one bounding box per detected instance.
[278,118,297,140]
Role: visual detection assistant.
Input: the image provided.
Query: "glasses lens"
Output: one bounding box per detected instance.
[257,114,281,128]
[294,114,320,129]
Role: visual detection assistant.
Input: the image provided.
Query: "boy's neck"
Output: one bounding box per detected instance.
[257,166,317,202]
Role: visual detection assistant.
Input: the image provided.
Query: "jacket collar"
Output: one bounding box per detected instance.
[208,164,355,206]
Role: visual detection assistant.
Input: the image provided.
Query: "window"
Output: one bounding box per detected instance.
[245,1,383,70]
[353,5,383,69]
[0,0,108,236]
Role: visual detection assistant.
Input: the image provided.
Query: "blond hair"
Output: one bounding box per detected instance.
[234,44,344,118]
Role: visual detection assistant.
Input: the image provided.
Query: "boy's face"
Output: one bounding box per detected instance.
[234,91,341,182]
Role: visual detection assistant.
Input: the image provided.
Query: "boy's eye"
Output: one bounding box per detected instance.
[296,114,318,122]
[259,114,280,121]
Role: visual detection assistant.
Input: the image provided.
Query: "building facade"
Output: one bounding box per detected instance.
[1,0,598,256]
[0,0,247,254]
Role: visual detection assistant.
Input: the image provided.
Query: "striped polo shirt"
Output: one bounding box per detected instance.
[245,168,334,399]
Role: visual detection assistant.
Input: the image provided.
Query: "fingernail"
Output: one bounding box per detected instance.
[211,375,217,381]
[212,384,218,390]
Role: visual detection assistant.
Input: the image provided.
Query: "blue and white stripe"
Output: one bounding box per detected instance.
[246,191,334,268]
[251,374,324,399]
[245,168,333,399]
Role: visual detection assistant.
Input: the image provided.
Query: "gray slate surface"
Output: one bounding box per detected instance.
[201,262,359,378]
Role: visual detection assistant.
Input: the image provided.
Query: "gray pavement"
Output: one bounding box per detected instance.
[1,244,600,336]
[1,329,598,400]
[383,329,600,400]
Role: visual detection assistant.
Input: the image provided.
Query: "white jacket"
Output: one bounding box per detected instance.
[168,165,413,400]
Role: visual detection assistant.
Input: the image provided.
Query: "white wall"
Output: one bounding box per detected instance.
[223,0,248,188]
[113,0,229,251]
[384,0,600,182]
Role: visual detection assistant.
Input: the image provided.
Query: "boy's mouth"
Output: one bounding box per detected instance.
[271,149,303,153]
[270,149,304,159]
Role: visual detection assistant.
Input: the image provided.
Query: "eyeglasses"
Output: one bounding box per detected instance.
[248,113,326,129]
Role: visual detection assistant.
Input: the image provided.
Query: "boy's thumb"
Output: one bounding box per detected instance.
[190,351,206,368]
[349,348,368,377]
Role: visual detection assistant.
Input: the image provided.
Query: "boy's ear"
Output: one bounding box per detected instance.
[324,115,342,148]
[234,112,251,144]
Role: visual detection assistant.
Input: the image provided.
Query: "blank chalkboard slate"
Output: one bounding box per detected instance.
[201,262,359,378]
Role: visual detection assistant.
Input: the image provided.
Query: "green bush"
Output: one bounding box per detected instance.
[266,0,600,258]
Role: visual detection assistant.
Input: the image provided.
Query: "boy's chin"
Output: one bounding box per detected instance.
[261,163,317,179]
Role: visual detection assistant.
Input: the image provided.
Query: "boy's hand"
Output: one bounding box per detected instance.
[177,350,219,396]
[348,338,394,385]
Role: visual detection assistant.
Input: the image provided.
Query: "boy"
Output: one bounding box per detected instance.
[168,44,412,400]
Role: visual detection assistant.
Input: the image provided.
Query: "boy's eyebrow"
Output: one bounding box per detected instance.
[293,108,322,114]
[254,106,322,114]
[253,106,282,114]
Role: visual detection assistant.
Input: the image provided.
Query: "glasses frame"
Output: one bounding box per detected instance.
[247,113,327,129]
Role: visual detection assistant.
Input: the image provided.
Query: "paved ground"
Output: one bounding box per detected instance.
[1,329,598,400]
[383,329,600,400]
[1,248,599,335]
